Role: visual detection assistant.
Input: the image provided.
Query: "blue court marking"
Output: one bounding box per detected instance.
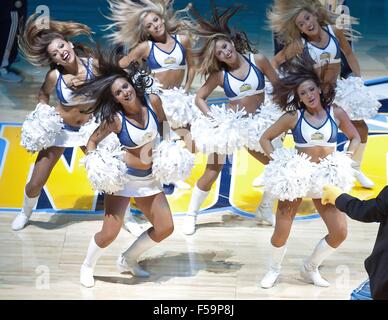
[364,77,388,86]
[0,124,6,175]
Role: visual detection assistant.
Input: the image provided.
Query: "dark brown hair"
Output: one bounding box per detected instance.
[74,46,154,124]
[272,56,335,111]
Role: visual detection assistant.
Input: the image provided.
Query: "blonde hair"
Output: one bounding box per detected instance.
[19,13,93,67]
[105,0,191,49]
[196,34,230,78]
[186,3,257,79]
[267,0,359,46]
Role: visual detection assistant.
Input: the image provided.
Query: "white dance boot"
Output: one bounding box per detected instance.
[12,191,40,231]
[80,236,106,287]
[300,238,336,287]
[182,213,197,236]
[260,244,287,289]
[255,191,275,226]
[117,229,157,277]
[182,184,209,235]
[352,143,374,188]
[122,203,145,238]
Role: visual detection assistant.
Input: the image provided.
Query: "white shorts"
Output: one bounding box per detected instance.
[54,124,87,147]
[113,167,163,198]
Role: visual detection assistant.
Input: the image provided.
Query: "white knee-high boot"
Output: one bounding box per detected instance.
[80,236,107,287]
[117,229,158,277]
[12,191,40,231]
[122,202,145,237]
[300,238,336,287]
[182,184,210,235]
[260,243,287,288]
[256,191,276,226]
[352,143,374,188]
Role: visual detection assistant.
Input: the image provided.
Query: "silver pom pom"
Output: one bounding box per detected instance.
[79,116,121,150]
[263,148,315,201]
[78,116,99,144]
[20,103,64,153]
[245,102,284,153]
[159,88,200,129]
[191,104,249,154]
[144,75,163,95]
[334,77,381,120]
[309,151,356,197]
[152,140,195,184]
[80,143,129,194]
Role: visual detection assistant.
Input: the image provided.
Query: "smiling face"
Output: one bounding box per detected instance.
[143,11,166,38]
[297,79,322,109]
[111,77,136,106]
[295,9,320,37]
[47,38,76,66]
[214,38,237,64]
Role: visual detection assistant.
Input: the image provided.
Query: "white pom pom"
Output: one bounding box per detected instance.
[152,140,195,184]
[245,102,285,153]
[309,152,356,197]
[145,76,163,95]
[260,100,285,124]
[334,77,381,120]
[80,143,129,194]
[245,113,269,153]
[100,132,121,149]
[263,148,315,201]
[191,104,249,154]
[79,116,121,149]
[159,88,200,129]
[79,116,99,143]
[20,103,64,153]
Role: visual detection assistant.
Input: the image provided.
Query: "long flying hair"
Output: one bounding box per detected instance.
[18,13,93,69]
[186,1,257,78]
[74,46,154,124]
[272,57,335,112]
[105,0,192,49]
[267,0,359,47]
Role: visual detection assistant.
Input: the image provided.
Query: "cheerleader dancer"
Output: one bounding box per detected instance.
[271,1,353,78]
[11,14,97,231]
[107,0,196,154]
[75,49,174,288]
[259,58,360,289]
[106,0,196,233]
[107,0,195,93]
[268,0,377,188]
[181,3,281,235]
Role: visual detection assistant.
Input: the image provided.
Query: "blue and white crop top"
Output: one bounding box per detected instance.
[292,106,338,148]
[55,57,95,106]
[223,53,265,101]
[147,35,186,73]
[302,25,341,68]
[117,95,159,149]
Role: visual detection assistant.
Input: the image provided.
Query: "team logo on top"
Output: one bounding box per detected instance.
[164,57,177,65]
[239,83,252,93]
[142,132,154,144]
[311,131,324,141]
[319,52,331,64]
